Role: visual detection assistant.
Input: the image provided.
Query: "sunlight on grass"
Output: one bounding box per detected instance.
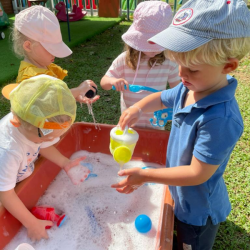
[215,55,250,249]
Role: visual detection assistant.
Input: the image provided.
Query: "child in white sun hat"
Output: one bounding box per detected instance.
[0,75,90,241]
[10,6,98,103]
[101,1,180,129]
[111,0,250,249]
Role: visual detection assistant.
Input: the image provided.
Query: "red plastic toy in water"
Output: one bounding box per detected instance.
[55,2,87,22]
[31,206,67,229]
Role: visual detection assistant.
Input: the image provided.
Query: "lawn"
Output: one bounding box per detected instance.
[0,12,249,250]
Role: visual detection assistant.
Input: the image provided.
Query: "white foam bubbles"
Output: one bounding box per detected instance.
[4,151,165,250]
[67,164,90,185]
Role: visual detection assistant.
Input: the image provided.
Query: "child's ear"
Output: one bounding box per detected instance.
[222,58,239,74]
[10,115,21,128]
[23,40,32,53]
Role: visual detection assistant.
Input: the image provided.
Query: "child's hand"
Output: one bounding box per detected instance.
[111,78,129,91]
[118,105,142,130]
[76,94,100,104]
[63,156,91,185]
[26,219,53,241]
[74,80,99,103]
[111,168,144,194]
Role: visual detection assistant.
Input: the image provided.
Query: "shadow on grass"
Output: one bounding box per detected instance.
[172,219,250,250]
[214,219,250,250]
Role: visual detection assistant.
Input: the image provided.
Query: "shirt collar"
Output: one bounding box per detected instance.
[179,77,237,110]
[19,61,37,71]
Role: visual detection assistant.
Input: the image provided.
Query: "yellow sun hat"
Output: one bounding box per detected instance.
[2,83,19,100]
[9,75,76,129]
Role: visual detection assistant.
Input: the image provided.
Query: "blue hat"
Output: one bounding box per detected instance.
[148,0,250,52]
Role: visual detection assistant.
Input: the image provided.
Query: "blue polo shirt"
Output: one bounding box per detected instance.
[161,77,243,226]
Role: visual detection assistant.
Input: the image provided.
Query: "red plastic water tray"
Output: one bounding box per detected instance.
[0,122,174,249]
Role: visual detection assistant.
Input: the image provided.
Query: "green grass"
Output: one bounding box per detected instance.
[213,56,250,250]
[0,17,250,249]
[0,15,122,85]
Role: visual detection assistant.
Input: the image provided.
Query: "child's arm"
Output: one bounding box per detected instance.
[39,146,71,168]
[118,92,166,130]
[39,146,87,184]
[100,75,129,91]
[70,80,100,104]
[0,189,53,240]
[111,156,219,194]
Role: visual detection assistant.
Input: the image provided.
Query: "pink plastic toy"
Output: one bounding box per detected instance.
[31,206,67,229]
[55,2,87,22]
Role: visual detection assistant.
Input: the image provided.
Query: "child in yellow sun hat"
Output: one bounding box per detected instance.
[0,75,89,241]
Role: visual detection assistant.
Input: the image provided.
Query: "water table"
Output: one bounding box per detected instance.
[0,122,174,249]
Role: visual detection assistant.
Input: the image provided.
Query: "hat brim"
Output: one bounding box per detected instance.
[148,26,212,52]
[122,25,166,52]
[2,83,19,100]
[41,41,72,58]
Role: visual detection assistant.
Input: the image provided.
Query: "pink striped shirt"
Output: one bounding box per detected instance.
[106,52,180,129]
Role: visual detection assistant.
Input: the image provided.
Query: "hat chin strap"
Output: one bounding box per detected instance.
[131,51,157,86]
[131,51,141,85]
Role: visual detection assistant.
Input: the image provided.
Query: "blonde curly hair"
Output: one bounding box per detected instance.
[11,28,34,58]
[165,37,250,67]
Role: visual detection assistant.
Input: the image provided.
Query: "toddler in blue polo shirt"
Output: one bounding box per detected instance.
[111,0,250,249]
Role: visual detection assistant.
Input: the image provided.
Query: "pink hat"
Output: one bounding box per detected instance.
[122,1,173,52]
[15,6,72,58]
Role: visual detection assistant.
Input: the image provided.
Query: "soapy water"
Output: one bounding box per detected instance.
[4,151,165,250]
[67,162,98,185]
[86,103,100,130]
[119,163,124,172]
[80,101,100,130]
[67,164,90,185]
